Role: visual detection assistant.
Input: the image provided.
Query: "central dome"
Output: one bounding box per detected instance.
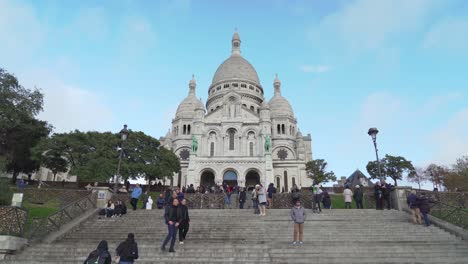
[211,32,261,86]
[212,54,260,85]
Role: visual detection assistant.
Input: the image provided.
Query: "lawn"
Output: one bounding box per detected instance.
[329,194,369,209]
[22,199,61,234]
[135,191,160,209]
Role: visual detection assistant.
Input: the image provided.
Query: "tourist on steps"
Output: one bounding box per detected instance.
[353,185,364,209]
[114,200,127,217]
[225,184,231,206]
[290,200,306,245]
[252,186,260,214]
[116,233,139,264]
[267,183,277,208]
[322,190,332,209]
[105,200,115,218]
[312,184,323,213]
[157,194,166,209]
[84,240,112,264]
[161,198,182,253]
[343,186,353,209]
[258,184,267,216]
[141,189,149,209]
[417,194,431,227]
[239,188,246,209]
[375,182,384,210]
[407,190,422,225]
[130,183,142,211]
[146,196,153,210]
[179,198,190,244]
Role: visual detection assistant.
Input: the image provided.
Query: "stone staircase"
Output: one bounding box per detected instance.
[3,209,468,263]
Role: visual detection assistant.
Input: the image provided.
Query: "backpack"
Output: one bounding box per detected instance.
[86,250,106,264]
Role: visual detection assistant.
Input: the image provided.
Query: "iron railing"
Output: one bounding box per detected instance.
[408,190,468,230]
[25,191,97,241]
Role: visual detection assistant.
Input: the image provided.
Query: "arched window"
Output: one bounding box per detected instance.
[277,124,281,134]
[187,125,191,135]
[292,177,296,187]
[183,125,186,135]
[282,124,285,134]
[250,106,255,112]
[249,142,254,157]
[228,129,236,150]
[210,142,215,157]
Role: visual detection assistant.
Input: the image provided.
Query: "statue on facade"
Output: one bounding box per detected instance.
[191,135,198,153]
[264,135,271,153]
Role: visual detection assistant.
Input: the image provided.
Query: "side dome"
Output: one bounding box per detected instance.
[175,75,205,118]
[212,55,260,85]
[268,74,294,118]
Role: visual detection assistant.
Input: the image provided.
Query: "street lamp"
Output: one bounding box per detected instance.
[367,127,384,184]
[114,124,129,193]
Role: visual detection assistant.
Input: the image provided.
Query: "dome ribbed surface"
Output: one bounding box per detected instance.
[212,55,260,85]
[175,94,204,118]
[268,94,294,118]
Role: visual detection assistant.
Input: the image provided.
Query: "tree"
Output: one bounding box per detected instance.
[407,167,429,190]
[0,68,51,183]
[306,159,337,185]
[443,156,468,192]
[34,130,180,183]
[36,151,68,181]
[366,154,416,186]
[425,163,448,190]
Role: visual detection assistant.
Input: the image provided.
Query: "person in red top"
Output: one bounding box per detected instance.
[225,185,232,205]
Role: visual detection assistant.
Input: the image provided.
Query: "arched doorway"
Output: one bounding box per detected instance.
[276,176,281,192]
[223,170,238,187]
[245,170,260,190]
[200,170,215,187]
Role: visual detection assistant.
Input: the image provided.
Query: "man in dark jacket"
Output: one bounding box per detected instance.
[239,188,247,209]
[116,233,139,264]
[417,195,431,226]
[141,190,149,209]
[375,182,384,210]
[383,183,393,209]
[178,199,190,244]
[353,185,364,209]
[267,183,277,208]
[161,198,182,253]
[156,194,166,209]
[84,240,111,264]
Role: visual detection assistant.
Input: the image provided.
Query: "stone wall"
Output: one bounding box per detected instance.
[0,207,27,236]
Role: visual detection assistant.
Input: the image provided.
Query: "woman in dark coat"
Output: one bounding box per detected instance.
[84,240,111,264]
[116,233,139,264]
[239,188,247,209]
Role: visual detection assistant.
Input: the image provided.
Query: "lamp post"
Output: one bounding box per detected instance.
[367,127,384,184]
[115,124,129,193]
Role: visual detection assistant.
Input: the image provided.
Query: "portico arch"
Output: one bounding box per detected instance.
[200,169,216,187]
[245,169,261,190]
[223,169,238,187]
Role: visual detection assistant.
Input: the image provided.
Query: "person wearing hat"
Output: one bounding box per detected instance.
[353,185,364,209]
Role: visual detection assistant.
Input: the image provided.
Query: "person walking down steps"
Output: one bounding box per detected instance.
[161,198,182,253]
[84,240,112,264]
[116,233,139,264]
[290,200,306,245]
[130,184,142,211]
[179,198,190,244]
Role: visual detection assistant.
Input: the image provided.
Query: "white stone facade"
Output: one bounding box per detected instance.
[160,32,313,191]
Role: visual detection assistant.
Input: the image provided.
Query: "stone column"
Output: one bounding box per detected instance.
[265,153,273,185]
[92,187,113,208]
[188,153,198,187]
[393,186,412,211]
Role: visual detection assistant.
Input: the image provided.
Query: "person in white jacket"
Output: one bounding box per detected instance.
[343,186,353,209]
[146,196,153,210]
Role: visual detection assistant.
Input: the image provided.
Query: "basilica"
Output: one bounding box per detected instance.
[160,32,313,192]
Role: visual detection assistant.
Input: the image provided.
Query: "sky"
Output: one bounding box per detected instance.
[1,0,467,188]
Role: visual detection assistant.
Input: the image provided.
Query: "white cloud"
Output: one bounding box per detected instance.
[309,0,441,52]
[430,108,468,164]
[359,91,405,128]
[119,16,156,56]
[0,0,44,61]
[68,7,108,40]
[300,65,331,73]
[19,68,115,133]
[423,17,468,52]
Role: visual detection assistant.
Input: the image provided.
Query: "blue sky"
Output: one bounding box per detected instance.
[1,0,467,187]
